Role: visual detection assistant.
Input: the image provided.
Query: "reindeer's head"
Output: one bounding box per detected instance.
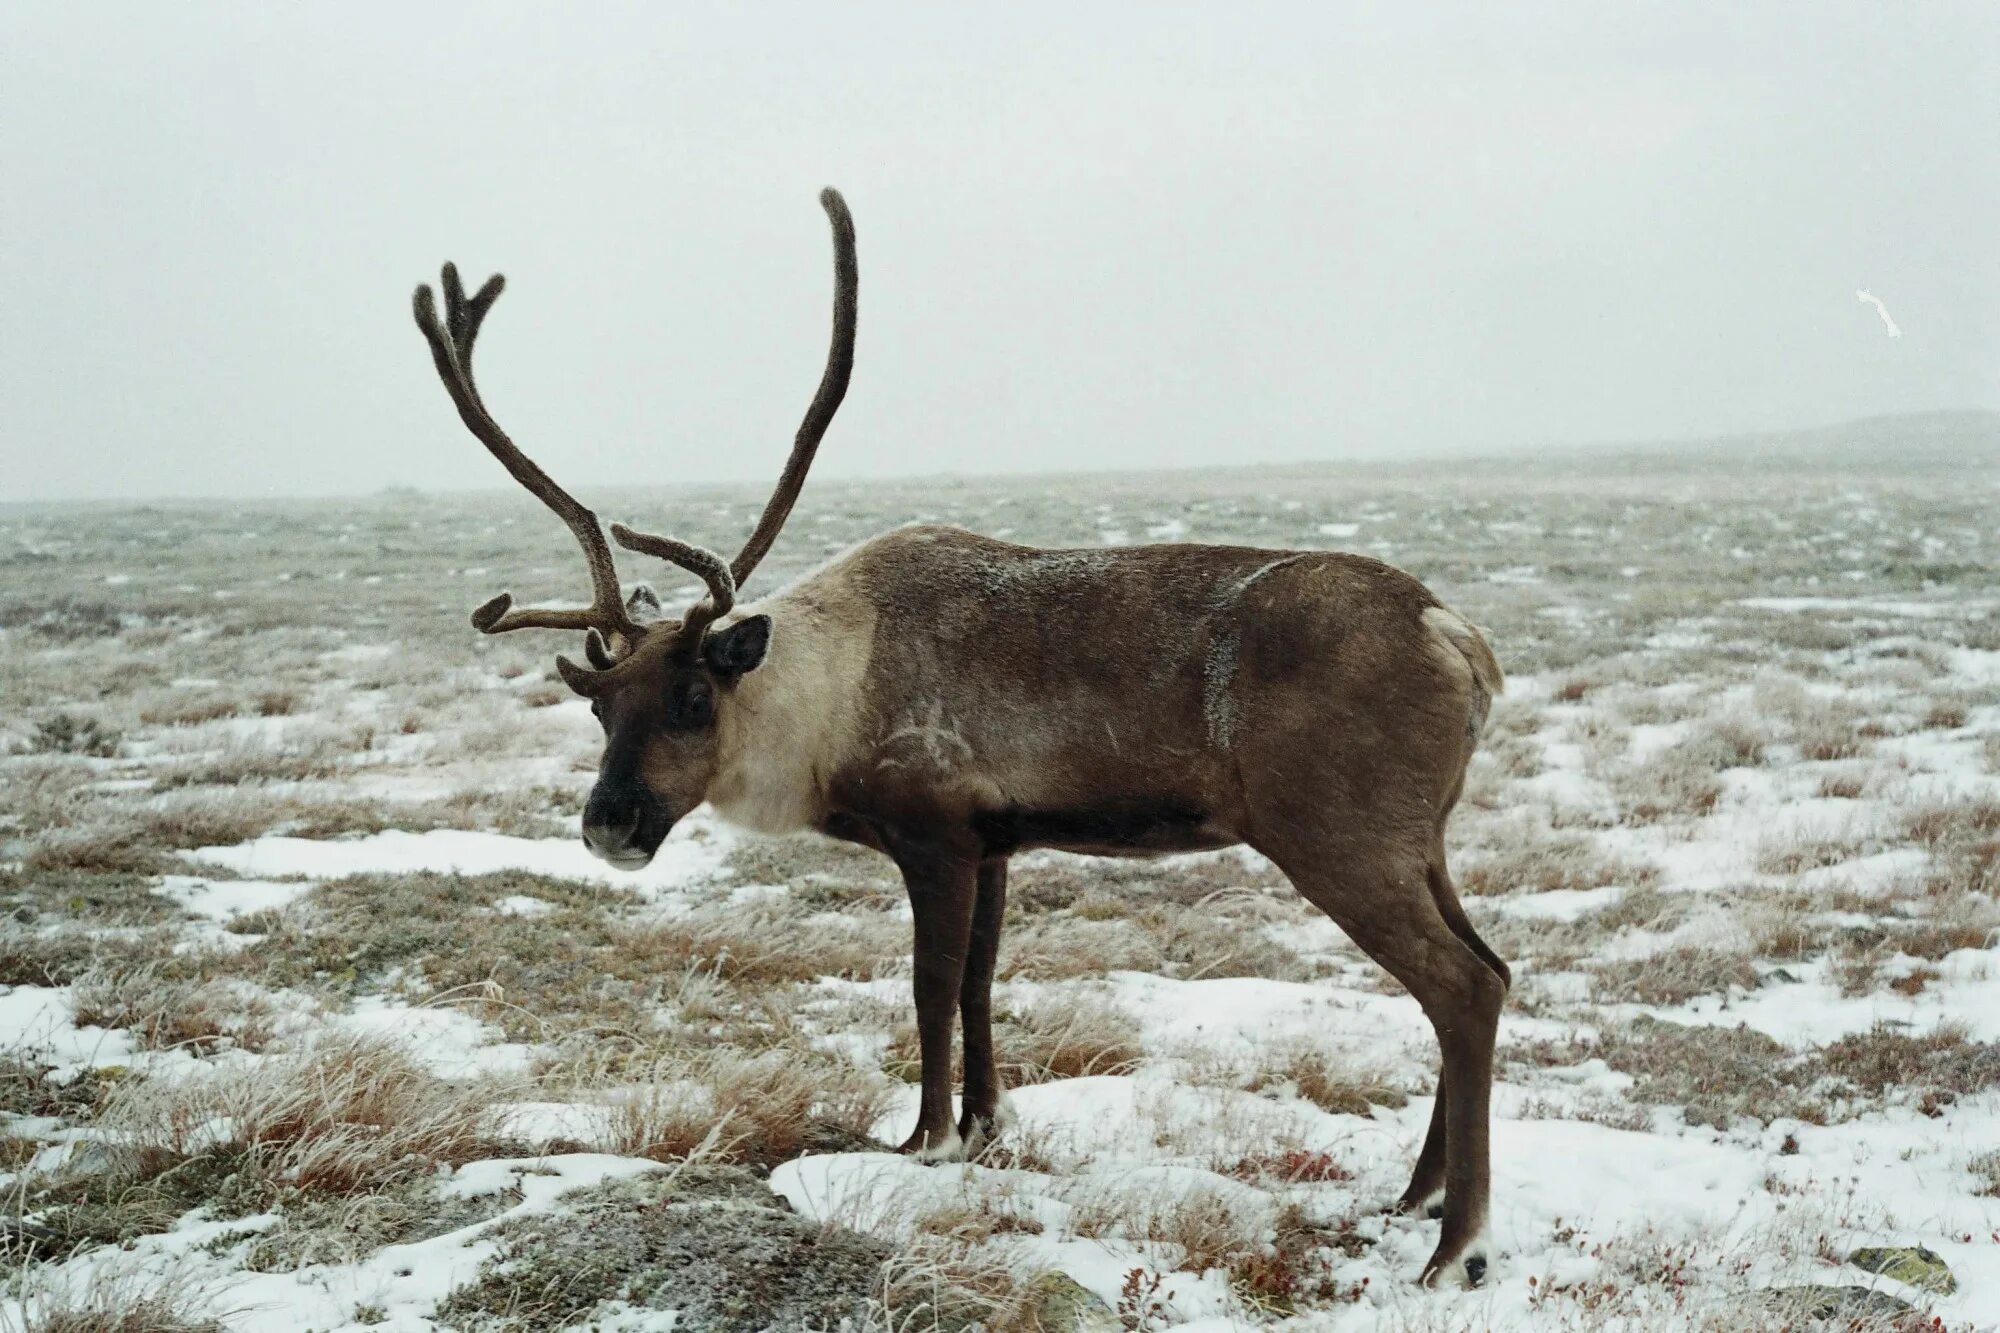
[411,189,857,869]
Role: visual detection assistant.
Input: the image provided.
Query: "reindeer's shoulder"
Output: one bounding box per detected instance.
[836,523,1046,587]
[865,523,1026,559]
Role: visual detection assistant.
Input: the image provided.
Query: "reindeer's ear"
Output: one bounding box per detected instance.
[625,584,663,623]
[703,615,771,681]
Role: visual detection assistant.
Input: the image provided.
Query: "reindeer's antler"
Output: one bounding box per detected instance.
[415,186,856,664]
[413,266,644,644]
[727,187,858,588]
[609,523,735,642]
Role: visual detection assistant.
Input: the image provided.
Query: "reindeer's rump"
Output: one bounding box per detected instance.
[840,525,1484,833]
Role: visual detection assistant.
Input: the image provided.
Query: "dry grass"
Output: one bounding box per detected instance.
[1753,829,1874,876]
[611,908,902,989]
[1068,1176,1278,1279]
[0,921,189,990]
[1894,897,2000,959]
[1616,758,1723,822]
[1458,820,1659,896]
[1921,698,1971,730]
[1970,1149,2000,1199]
[163,867,914,1075]
[1242,1041,1408,1116]
[1588,946,1760,1007]
[1813,1022,2000,1114]
[723,832,895,896]
[6,1037,516,1267]
[16,787,417,875]
[101,1035,511,1193]
[996,996,1144,1085]
[69,966,291,1053]
[871,1237,1049,1333]
[1608,719,1766,822]
[1134,898,1324,982]
[1511,1017,1821,1130]
[602,1048,895,1168]
[1,1267,224,1333]
[998,915,1164,980]
[993,886,1324,984]
[239,1177,522,1274]
[1519,1015,2000,1130]
[1795,710,1872,762]
[0,1054,113,1123]
[883,993,1144,1088]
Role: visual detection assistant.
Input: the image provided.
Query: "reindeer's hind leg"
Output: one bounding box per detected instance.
[1391,853,1510,1219]
[1396,1070,1451,1219]
[1258,834,1505,1287]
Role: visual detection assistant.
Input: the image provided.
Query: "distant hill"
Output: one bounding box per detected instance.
[1512,412,2000,480]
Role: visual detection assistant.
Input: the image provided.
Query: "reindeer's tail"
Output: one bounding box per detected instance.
[1422,606,1505,739]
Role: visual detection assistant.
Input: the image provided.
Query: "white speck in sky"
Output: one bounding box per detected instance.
[1855,289,1903,338]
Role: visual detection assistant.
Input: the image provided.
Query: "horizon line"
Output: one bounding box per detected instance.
[5,405,1995,510]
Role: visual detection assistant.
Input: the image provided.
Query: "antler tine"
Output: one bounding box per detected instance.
[439,264,504,406]
[412,273,640,643]
[728,187,859,588]
[609,523,736,642]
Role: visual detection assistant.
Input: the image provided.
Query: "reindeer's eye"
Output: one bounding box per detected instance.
[668,677,714,731]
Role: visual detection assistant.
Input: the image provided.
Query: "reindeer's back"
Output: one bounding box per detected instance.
[836,526,1468,819]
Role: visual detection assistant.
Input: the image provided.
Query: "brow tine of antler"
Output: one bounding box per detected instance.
[729,187,859,588]
[609,523,736,639]
[412,276,638,641]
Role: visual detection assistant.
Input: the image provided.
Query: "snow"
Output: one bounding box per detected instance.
[1487,884,1629,922]
[328,1000,535,1078]
[1107,974,1429,1070]
[1666,954,2000,1044]
[2,1154,672,1333]
[154,874,315,922]
[1738,596,1960,617]
[189,817,734,893]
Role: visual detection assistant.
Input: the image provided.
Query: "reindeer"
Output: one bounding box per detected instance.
[410,188,1509,1287]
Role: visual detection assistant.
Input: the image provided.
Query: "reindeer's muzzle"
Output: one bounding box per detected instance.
[581,781,670,871]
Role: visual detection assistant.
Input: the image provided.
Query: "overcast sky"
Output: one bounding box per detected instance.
[3,3,1996,501]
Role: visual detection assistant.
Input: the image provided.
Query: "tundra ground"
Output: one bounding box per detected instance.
[3,424,1998,1330]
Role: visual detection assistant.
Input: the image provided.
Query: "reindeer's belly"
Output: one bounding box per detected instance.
[970,801,1237,858]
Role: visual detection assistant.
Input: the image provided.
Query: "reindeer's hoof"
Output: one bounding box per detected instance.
[1390,1187,1445,1219]
[954,1114,996,1154]
[955,1093,1016,1154]
[1419,1239,1490,1289]
[896,1126,964,1163]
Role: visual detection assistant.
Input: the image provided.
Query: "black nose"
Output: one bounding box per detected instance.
[582,783,655,865]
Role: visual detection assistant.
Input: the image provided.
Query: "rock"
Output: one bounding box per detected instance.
[0,1216,61,1250]
[1848,1244,1956,1294]
[436,1165,894,1332]
[1025,1272,1120,1332]
[1771,1285,1914,1320]
[797,1118,884,1157]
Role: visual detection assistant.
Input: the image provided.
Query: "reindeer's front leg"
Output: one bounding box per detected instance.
[957,858,1009,1149]
[890,840,979,1161]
